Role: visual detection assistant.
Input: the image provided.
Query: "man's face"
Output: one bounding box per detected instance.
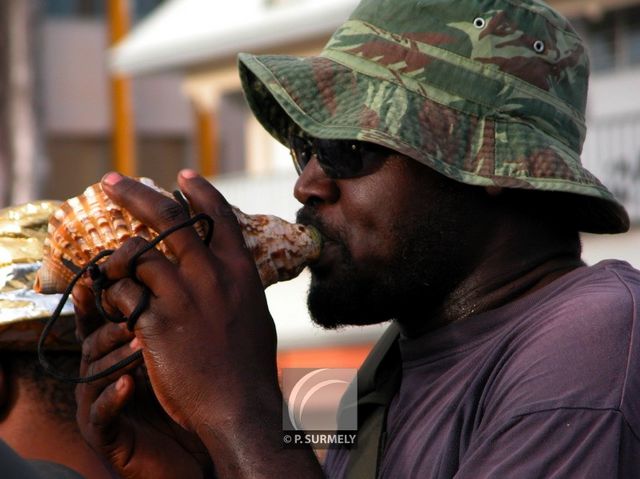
[294,141,482,330]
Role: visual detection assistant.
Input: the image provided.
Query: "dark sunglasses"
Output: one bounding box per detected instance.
[288,134,390,179]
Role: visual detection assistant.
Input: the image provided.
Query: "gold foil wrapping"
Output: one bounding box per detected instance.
[0,201,77,351]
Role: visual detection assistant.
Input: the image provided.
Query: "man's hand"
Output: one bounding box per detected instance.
[79,171,322,478]
[96,171,280,429]
[74,287,213,479]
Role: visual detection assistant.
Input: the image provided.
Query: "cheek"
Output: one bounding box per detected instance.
[339,186,407,264]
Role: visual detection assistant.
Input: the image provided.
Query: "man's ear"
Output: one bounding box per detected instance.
[485,186,503,197]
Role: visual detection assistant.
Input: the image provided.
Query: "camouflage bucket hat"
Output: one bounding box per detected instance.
[239,0,630,234]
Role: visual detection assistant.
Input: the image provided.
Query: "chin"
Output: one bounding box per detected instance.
[309,312,389,330]
[306,275,395,330]
[304,215,446,330]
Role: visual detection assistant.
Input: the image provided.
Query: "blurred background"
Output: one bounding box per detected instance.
[0,0,639,370]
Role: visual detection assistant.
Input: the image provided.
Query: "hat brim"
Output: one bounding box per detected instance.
[238,52,630,234]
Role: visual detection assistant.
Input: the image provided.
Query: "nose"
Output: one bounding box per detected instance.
[293,157,340,206]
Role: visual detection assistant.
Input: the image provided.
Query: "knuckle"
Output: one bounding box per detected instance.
[74,312,100,342]
[211,201,237,221]
[123,236,150,253]
[106,278,135,306]
[150,309,171,333]
[114,238,152,272]
[105,323,123,346]
[88,401,104,427]
[139,304,170,336]
[85,357,109,380]
[107,278,126,297]
[85,360,99,379]
[76,409,92,436]
[81,340,93,363]
[75,401,84,423]
[103,238,150,280]
[156,198,187,225]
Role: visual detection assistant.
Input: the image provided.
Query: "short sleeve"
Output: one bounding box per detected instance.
[456,408,640,478]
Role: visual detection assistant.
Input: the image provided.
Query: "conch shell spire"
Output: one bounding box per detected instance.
[34,179,322,294]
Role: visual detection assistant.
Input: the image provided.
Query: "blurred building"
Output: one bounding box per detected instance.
[4,0,639,364]
[553,0,640,267]
[42,0,192,197]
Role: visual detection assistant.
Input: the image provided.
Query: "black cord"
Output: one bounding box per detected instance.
[38,192,214,383]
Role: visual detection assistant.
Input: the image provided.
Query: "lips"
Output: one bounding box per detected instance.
[309,239,342,273]
[296,208,342,273]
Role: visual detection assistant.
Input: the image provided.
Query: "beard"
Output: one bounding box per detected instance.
[306,246,404,329]
[299,207,466,331]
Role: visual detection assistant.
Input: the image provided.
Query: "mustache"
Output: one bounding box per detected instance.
[296,207,340,244]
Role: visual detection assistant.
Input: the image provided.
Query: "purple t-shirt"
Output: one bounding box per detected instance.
[325,260,640,478]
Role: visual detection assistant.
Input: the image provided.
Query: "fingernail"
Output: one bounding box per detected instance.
[180,169,199,179]
[116,376,125,391]
[102,172,123,186]
[130,337,141,350]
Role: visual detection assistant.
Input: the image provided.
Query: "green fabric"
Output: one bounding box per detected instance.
[337,323,401,479]
[344,406,386,479]
[238,0,629,234]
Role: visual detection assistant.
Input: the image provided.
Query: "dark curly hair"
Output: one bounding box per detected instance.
[1,351,80,423]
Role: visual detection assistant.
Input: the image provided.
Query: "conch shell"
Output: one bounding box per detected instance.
[34,178,322,293]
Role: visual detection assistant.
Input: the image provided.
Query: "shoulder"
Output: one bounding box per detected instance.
[530,260,639,322]
[482,260,640,434]
[509,261,639,361]
[29,460,85,479]
[0,440,84,479]
[514,260,639,352]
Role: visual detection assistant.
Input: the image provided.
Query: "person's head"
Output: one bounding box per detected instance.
[238,0,629,327]
[0,351,78,424]
[0,200,79,419]
[0,202,93,463]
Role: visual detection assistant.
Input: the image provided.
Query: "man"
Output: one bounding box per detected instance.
[0,201,112,478]
[73,0,640,477]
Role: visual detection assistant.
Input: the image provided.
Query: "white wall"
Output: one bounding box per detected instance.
[134,75,192,135]
[42,20,110,134]
[587,68,640,118]
[582,67,640,220]
[42,19,191,136]
[582,228,640,268]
